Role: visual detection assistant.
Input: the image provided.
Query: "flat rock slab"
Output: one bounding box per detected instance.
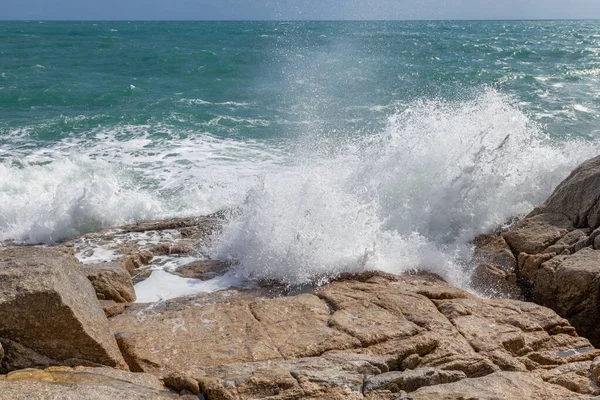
[0,247,127,370]
[109,272,600,399]
[0,367,178,400]
[408,371,578,400]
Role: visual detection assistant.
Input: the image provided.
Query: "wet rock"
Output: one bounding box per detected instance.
[0,247,127,370]
[83,262,136,303]
[150,242,196,256]
[0,367,178,399]
[121,251,153,276]
[471,264,521,299]
[173,260,230,280]
[472,234,517,273]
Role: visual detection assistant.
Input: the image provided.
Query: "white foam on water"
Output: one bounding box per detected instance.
[1,89,600,293]
[134,270,240,303]
[207,89,600,288]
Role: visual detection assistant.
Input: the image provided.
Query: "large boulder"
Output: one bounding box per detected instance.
[0,247,127,370]
[487,155,600,348]
[108,272,599,399]
[529,155,600,228]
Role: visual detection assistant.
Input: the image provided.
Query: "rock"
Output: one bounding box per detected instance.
[83,263,136,303]
[0,247,127,370]
[529,155,600,228]
[121,251,153,276]
[107,272,595,399]
[518,252,555,284]
[173,260,230,280]
[0,367,178,399]
[0,338,57,374]
[150,242,196,256]
[163,372,200,395]
[363,368,466,393]
[0,343,3,364]
[466,234,521,298]
[502,213,573,254]
[472,234,517,273]
[530,248,600,346]
[99,300,126,318]
[470,264,521,299]
[545,229,589,254]
[408,371,579,400]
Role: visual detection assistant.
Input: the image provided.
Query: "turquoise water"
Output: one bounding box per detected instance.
[2,21,600,285]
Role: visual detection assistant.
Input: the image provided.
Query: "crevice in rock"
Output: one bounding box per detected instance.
[114,334,159,373]
[429,300,482,357]
[320,297,336,315]
[247,303,263,323]
[288,372,307,397]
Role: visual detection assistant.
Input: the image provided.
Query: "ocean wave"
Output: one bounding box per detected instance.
[207,89,600,288]
[2,88,600,293]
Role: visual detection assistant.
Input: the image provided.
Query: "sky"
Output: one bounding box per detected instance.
[2,0,600,21]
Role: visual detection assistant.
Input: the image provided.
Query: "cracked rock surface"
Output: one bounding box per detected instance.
[109,272,600,399]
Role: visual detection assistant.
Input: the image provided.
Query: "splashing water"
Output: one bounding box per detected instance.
[208,90,599,287]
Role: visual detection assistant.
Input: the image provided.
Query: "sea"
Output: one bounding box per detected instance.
[2,20,600,289]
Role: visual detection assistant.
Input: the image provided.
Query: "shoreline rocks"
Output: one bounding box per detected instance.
[0,247,127,370]
[479,155,600,348]
[4,158,600,398]
[107,272,600,399]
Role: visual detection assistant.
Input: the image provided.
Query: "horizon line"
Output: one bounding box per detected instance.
[1,18,600,22]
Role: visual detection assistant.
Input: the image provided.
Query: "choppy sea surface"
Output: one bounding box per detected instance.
[2,20,600,288]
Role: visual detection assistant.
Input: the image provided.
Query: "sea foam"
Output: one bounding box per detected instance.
[207,89,600,288]
[1,90,599,291]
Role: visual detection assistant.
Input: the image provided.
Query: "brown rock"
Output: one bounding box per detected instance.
[120,251,153,276]
[163,371,199,394]
[99,300,126,318]
[502,213,573,254]
[0,247,127,370]
[363,368,466,393]
[0,367,177,399]
[150,242,195,256]
[472,234,517,273]
[470,263,521,299]
[545,229,589,254]
[105,270,597,400]
[83,263,136,303]
[173,260,230,280]
[528,155,600,228]
[0,338,57,374]
[408,371,578,399]
[249,294,361,357]
[530,248,600,346]
[518,252,556,283]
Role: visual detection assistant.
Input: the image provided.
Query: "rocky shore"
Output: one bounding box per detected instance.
[3,157,600,399]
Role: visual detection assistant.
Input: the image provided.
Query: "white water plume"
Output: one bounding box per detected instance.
[208,89,600,287]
